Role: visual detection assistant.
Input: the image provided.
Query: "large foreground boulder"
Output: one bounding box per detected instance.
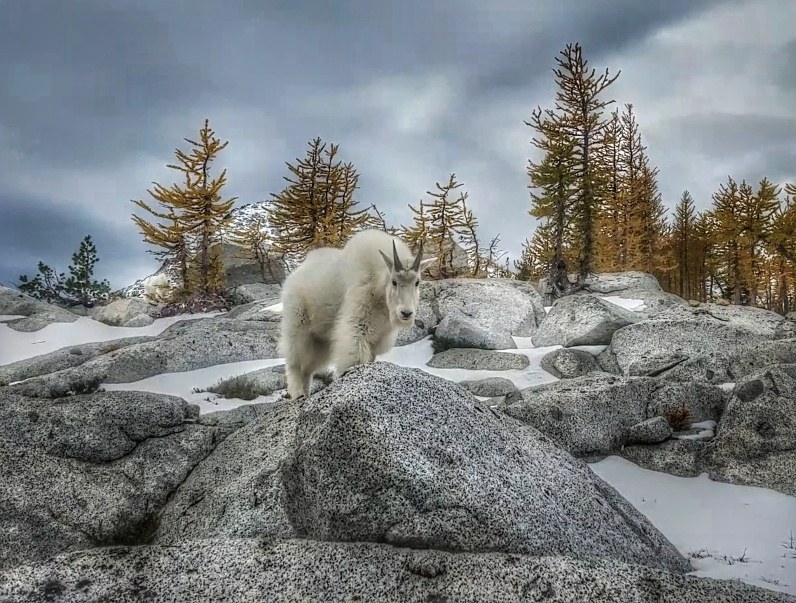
[6,318,280,398]
[156,362,689,574]
[533,295,640,347]
[0,538,791,603]
[0,390,222,569]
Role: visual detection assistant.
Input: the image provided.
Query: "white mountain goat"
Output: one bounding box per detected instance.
[278,229,434,399]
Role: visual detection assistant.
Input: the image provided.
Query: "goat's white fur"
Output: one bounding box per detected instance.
[278,229,434,399]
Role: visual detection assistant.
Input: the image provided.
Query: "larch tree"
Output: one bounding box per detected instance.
[527,42,619,300]
[458,192,483,277]
[594,110,623,271]
[515,224,558,283]
[710,177,747,303]
[769,183,796,312]
[670,190,698,299]
[405,173,469,278]
[268,138,370,264]
[132,118,236,296]
[228,213,276,282]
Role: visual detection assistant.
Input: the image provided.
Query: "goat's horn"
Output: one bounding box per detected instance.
[392,240,404,271]
[412,241,424,271]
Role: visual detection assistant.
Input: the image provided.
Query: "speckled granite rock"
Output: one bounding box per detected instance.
[0,390,221,569]
[0,538,791,603]
[155,362,688,574]
[426,348,530,371]
[625,417,672,445]
[434,309,517,350]
[503,375,724,456]
[5,319,280,398]
[541,348,601,379]
[533,295,640,347]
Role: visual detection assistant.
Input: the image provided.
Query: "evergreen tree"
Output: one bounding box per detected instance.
[268,138,370,263]
[18,262,67,304]
[63,235,111,305]
[18,235,110,306]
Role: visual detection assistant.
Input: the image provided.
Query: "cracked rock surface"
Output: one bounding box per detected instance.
[0,390,224,569]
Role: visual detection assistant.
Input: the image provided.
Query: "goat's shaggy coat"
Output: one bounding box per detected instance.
[279,229,432,399]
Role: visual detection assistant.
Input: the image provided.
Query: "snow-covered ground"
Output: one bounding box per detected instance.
[592,457,796,595]
[2,296,794,595]
[0,313,221,365]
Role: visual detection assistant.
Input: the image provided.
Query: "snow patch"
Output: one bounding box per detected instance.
[0,313,221,365]
[590,456,796,595]
[0,315,25,322]
[599,296,647,312]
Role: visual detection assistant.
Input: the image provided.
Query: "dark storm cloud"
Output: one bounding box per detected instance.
[0,195,151,289]
[0,0,793,288]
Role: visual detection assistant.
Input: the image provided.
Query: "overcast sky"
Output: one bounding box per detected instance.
[1,0,794,289]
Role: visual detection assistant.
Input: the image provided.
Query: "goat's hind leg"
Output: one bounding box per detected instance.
[286,333,330,399]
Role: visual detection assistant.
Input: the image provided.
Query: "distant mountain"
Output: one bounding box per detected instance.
[119,201,275,298]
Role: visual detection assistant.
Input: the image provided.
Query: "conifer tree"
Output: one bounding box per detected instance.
[594,110,623,271]
[458,193,482,276]
[268,138,370,263]
[404,173,469,278]
[63,235,111,305]
[670,191,698,299]
[710,177,747,303]
[228,214,276,282]
[515,224,559,283]
[18,235,110,306]
[402,200,430,254]
[527,42,619,296]
[769,184,796,312]
[18,262,67,304]
[132,118,236,296]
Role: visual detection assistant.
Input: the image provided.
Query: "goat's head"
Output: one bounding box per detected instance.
[379,240,435,327]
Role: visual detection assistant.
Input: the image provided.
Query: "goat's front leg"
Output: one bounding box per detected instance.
[331,288,378,376]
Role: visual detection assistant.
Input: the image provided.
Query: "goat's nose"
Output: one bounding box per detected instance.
[400,310,413,319]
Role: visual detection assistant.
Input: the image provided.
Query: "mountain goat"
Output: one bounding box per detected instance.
[279,229,434,399]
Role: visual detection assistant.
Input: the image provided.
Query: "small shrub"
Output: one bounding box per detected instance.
[207,375,261,401]
[664,403,694,431]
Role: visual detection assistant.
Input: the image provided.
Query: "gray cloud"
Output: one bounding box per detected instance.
[0,0,793,288]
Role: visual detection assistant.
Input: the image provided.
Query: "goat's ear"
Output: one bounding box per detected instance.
[419,257,437,272]
[378,250,393,270]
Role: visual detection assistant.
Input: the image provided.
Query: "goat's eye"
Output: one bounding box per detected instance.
[415,280,420,287]
[392,280,397,287]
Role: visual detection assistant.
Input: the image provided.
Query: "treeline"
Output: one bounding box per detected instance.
[19,42,794,312]
[130,128,506,302]
[515,42,796,312]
